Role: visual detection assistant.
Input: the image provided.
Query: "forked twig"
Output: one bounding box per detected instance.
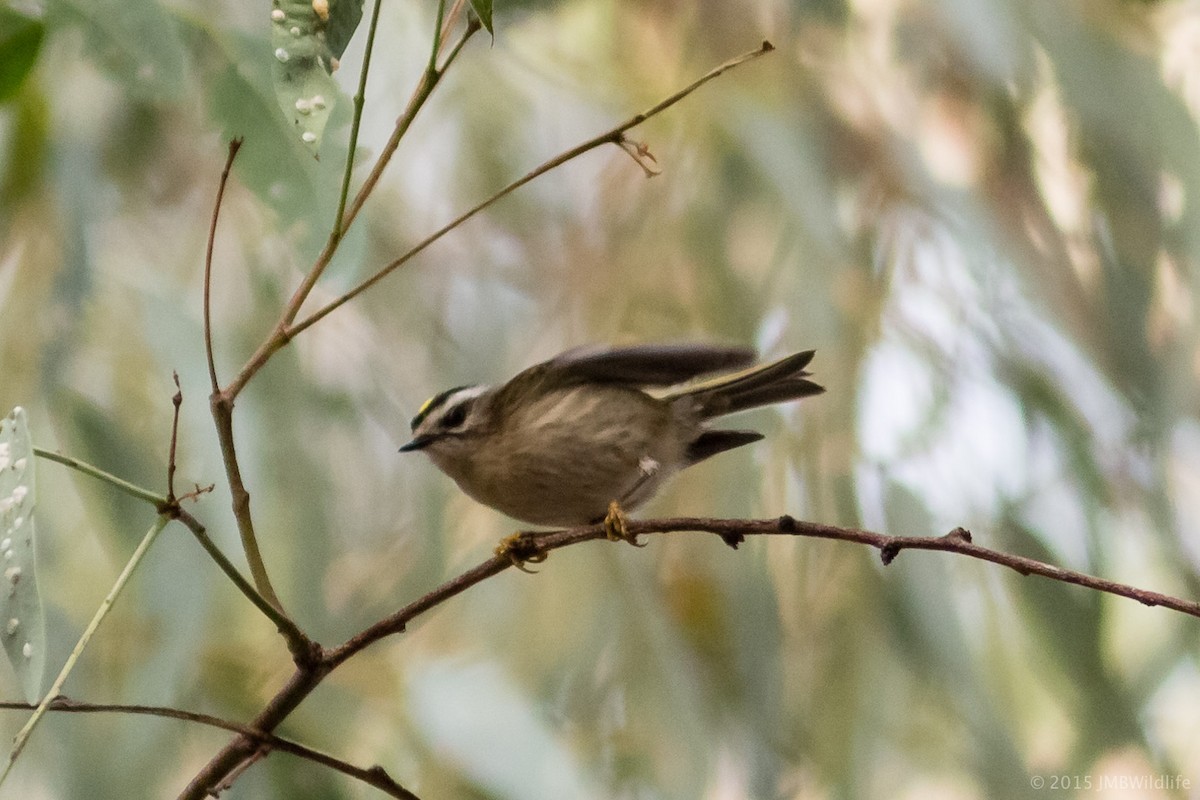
[288,40,777,339]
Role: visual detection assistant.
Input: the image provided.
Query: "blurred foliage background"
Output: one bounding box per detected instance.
[2,0,1200,797]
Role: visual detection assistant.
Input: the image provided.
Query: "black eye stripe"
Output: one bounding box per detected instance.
[411,385,473,430]
[442,402,469,429]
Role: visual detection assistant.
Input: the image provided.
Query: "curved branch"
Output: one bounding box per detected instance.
[204,138,242,393]
[0,698,418,799]
[330,515,1200,664]
[182,512,1199,796]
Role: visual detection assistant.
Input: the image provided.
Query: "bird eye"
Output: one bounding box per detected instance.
[441,402,469,429]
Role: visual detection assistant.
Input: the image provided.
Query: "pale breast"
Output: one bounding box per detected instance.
[461,385,697,526]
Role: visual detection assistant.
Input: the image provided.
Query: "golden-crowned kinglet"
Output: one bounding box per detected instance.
[400,343,823,526]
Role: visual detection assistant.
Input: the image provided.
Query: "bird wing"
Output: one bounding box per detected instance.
[541,343,757,387]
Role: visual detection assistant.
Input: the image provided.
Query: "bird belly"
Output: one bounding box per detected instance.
[458,387,690,526]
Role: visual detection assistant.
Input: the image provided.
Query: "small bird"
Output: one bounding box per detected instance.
[400,343,823,533]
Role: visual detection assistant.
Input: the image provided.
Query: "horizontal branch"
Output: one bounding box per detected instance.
[327,513,1200,665]
[185,510,1199,796]
[0,698,417,799]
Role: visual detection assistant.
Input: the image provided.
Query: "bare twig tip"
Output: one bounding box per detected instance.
[761,40,775,52]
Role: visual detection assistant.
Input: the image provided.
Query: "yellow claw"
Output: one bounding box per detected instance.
[495,532,547,573]
[604,500,645,547]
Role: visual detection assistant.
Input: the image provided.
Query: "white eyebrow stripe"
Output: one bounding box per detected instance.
[422,385,489,428]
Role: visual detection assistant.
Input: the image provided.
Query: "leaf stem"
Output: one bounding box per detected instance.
[32,447,167,508]
[0,514,171,786]
[330,0,386,243]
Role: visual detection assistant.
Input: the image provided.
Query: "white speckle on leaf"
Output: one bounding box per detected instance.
[301,131,317,143]
[290,26,301,37]
[0,498,12,514]
[311,95,326,109]
[5,567,20,583]
[295,98,311,114]
[12,457,25,471]
[9,519,20,531]
[0,539,9,550]
[5,619,17,636]
[10,486,26,504]
[271,8,285,21]
[22,642,31,659]
[274,48,290,63]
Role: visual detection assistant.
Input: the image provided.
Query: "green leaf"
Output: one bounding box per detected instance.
[469,0,494,36]
[0,8,44,103]
[0,408,46,704]
[270,0,361,152]
[48,0,186,100]
[323,0,364,59]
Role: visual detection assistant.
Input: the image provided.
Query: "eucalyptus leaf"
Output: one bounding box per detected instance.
[0,408,46,704]
[323,0,364,59]
[270,0,360,152]
[48,0,186,100]
[0,8,44,103]
[469,0,494,36]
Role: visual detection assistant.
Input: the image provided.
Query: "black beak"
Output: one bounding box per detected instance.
[399,434,436,452]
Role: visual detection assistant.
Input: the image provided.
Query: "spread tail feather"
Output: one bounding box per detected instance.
[670,350,825,418]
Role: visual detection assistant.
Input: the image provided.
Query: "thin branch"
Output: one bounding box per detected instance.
[330,0,386,243]
[179,666,330,799]
[435,0,468,67]
[426,0,448,76]
[0,698,419,799]
[223,16,482,402]
[340,1,476,245]
[35,394,305,658]
[208,393,296,641]
[166,372,182,503]
[280,9,478,323]
[32,447,167,507]
[171,509,308,646]
[333,515,1200,662]
[182,510,1199,796]
[287,40,777,339]
[204,138,242,394]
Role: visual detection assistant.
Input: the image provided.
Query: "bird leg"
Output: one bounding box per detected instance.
[604,500,645,547]
[604,456,659,547]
